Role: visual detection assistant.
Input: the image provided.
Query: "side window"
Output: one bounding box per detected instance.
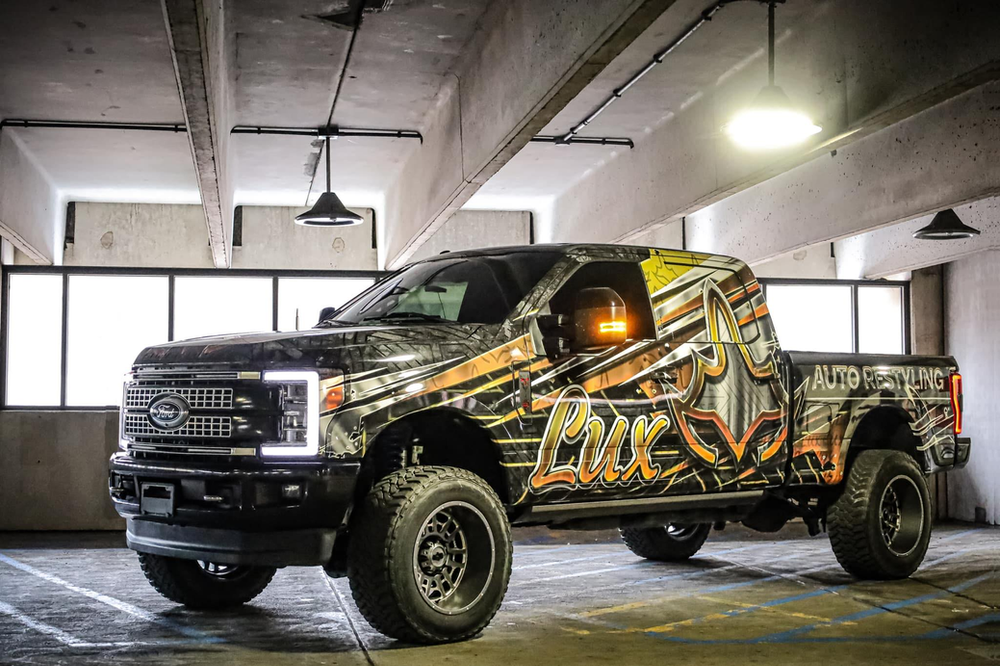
[547,261,657,340]
[640,251,761,344]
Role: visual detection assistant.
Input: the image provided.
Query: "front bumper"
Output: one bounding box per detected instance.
[109,452,359,566]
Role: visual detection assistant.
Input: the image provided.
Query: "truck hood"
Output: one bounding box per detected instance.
[134,323,491,368]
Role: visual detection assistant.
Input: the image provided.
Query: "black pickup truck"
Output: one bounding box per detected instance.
[109,244,970,643]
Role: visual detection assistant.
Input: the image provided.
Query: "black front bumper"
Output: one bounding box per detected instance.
[109,452,359,566]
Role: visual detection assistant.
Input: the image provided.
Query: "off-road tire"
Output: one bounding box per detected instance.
[828,449,931,580]
[347,466,512,644]
[137,553,276,608]
[620,523,711,561]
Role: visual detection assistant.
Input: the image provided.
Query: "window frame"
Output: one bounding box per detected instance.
[758,277,911,355]
[0,265,385,410]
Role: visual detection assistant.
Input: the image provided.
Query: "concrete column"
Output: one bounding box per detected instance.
[943,251,1000,525]
[911,265,948,520]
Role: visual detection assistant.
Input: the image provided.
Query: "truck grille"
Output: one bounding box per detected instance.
[124,413,233,439]
[125,386,233,410]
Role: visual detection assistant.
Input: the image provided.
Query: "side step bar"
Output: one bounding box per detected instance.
[519,490,764,523]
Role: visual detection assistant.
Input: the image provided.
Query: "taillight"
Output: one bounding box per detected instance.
[949,372,963,435]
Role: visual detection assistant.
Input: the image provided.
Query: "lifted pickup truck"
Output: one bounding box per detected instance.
[109,244,970,643]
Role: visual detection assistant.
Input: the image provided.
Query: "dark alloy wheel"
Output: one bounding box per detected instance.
[137,553,276,609]
[828,449,931,580]
[620,522,711,561]
[347,466,512,644]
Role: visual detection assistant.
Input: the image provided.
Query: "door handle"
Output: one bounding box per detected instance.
[651,369,678,382]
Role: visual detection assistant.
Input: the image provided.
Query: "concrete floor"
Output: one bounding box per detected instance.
[1,524,998,665]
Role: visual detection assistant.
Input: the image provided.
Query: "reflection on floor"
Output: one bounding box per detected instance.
[1,523,998,665]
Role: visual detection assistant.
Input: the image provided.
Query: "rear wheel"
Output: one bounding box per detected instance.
[620,523,711,561]
[137,553,275,608]
[347,466,512,644]
[828,449,931,579]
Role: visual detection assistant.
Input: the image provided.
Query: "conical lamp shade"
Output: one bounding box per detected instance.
[912,209,981,240]
[295,192,364,227]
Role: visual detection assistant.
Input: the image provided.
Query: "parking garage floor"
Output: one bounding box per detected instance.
[1,524,998,665]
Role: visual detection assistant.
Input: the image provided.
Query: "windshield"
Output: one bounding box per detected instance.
[329,251,561,325]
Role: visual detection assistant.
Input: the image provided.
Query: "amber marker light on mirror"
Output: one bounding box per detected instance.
[599,321,627,334]
[949,372,963,435]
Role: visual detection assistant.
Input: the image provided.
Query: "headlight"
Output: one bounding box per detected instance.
[261,370,331,457]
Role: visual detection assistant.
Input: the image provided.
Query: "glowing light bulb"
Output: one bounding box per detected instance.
[724,85,822,151]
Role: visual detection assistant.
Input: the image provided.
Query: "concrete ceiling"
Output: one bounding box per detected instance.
[0,0,492,208]
[476,0,827,203]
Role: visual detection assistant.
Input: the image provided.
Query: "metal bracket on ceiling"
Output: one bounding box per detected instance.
[531,135,634,149]
[230,125,423,144]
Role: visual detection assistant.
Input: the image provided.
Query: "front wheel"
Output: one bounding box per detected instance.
[620,523,711,561]
[827,449,931,580]
[347,466,512,644]
[137,553,276,608]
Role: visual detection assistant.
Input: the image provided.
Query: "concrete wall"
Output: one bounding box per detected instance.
[0,410,122,530]
[944,251,1000,524]
[0,130,62,264]
[409,210,531,263]
[65,202,377,270]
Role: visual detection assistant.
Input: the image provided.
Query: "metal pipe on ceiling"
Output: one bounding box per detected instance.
[0,119,186,132]
[531,135,634,148]
[0,119,424,142]
[230,125,423,143]
[548,0,765,146]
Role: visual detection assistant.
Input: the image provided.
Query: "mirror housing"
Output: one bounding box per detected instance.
[573,287,627,350]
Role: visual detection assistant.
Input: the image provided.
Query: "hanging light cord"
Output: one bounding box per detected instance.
[325,136,332,192]
[768,0,776,86]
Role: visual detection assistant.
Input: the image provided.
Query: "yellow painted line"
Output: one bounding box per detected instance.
[501,462,537,468]
[495,438,542,443]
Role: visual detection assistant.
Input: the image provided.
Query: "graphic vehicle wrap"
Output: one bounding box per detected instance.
[129,245,962,509]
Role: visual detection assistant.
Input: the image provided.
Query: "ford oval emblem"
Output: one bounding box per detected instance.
[148,394,190,430]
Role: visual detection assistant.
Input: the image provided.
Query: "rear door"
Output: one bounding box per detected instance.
[638,250,789,492]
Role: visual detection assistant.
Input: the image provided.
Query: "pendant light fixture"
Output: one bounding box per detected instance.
[295,135,364,226]
[724,1,822,150]
[912,208,981,240]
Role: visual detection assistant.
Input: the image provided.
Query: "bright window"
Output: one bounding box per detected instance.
[277,277,374,331]
[5,274,63,406]
[173,276,273,340]
[858,285,904,354]
[65,276,169,406]
[765,284,853,353]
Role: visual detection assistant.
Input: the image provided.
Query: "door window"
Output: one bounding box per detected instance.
[547,261,657,340]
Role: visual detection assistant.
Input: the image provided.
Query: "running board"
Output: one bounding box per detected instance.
[518,490,765,523]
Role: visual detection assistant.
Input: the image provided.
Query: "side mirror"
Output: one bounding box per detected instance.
[573,287,627,350]
[317,306,337,324]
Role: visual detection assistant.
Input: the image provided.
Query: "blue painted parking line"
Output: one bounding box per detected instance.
[751,572,993,644]
[923,612,1000,639]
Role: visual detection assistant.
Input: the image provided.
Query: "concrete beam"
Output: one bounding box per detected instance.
[835,197,1000,279]
[683,83,1000,268]
[409,210,532,263]
[545,0,1000,256]
[161,0,234,268]
[385,0,678,268]
[0,130,60,264]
